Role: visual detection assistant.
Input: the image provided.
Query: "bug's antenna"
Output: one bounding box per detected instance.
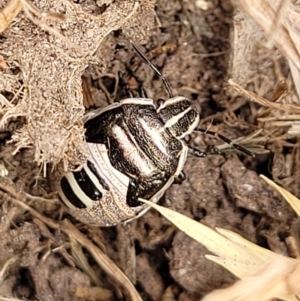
[195,128,255,158]
[132,43,174,98]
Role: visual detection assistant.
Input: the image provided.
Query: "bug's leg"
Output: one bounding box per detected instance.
[205,145,224,155]
[135,75,148,98]
[188,146,207,158]
[118,71,134,98]
[125,67,148,98]
[195,128,255,157]
[174,171,186,184]
[138,83,148,98]
[188,144,225,157]
[126,178,142,207]
[184,135,220,158]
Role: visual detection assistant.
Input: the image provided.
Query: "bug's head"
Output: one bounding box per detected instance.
[157,96,199,139]
[132,44,200,139]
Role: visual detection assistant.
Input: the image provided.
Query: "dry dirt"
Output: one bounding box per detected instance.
[0,0,299,301]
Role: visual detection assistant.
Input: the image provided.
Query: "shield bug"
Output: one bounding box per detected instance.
[57,44,254,227]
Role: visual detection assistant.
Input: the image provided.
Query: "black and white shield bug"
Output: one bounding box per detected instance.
[57,44,254,227]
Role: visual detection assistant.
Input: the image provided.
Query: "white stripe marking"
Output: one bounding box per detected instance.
[87,143,129,197]
[65,172,94,208]
[120,98,155,106]
[57,185,78,210]
[178,113,200,138]
[163,107,192,129]
[83,164,106,195]
[112,125,154,176]
[157,96,189,112]
[138,117,168,156]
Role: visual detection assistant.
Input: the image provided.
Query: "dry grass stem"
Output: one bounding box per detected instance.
[228,79,298,112]
[231,0,300,71]
[0,0,23,33]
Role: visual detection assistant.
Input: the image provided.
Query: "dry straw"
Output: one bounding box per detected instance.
[229,0,300,152]
[141,174,300,301]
